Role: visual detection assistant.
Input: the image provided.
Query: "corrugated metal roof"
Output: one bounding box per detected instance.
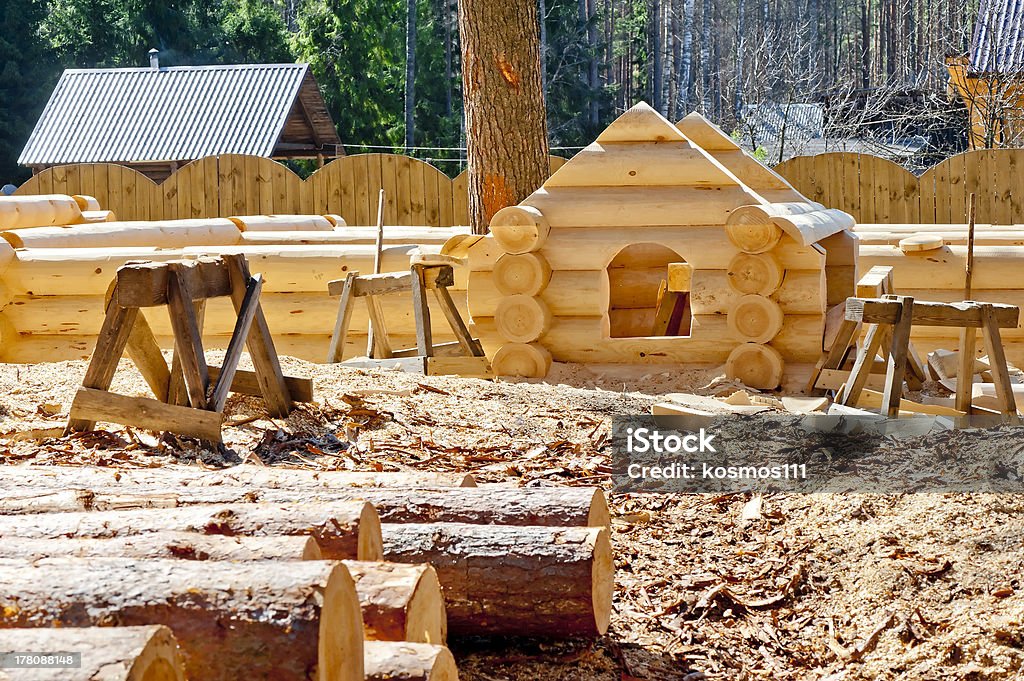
[970,0,1024,75]
[738,103,825,149]
[19,63,317,165]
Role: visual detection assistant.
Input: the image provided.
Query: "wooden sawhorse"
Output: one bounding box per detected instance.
[66,255,312,443]
[326,254,490,377]
[834,296,1020,419]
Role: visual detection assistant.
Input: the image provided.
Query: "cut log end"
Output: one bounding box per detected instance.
[490,342,552,377]
[321,562,366,681]
[489,206,550,254]
[363,641,459,681]
[591,527,613,636]
[587,488,612,530]
[346,561,447,645]
[727,252,784,296]
[358,501,385,561]
[0,625,186,681]
[725,221,784,254]
[492,252,552,296]
[726,343,785,390]
[494,295,552,343]
[727,294,784,343]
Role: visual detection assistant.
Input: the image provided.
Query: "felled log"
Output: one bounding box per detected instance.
[0,558,364,681]
[364,642,458,681]
[381,524,613,638]
[1,219,242,249]
[0,195,82,230]
[345,561,446,644]
[72,194,102,211]
[490,342,552,377]
[0,625,186,681]
[239,226,468,246]
[469,269,604,317]
[0,502,383,560]
[0,486,609,529]
[0,533,319,561]
[227,214,335,231]
[0,464,476,491]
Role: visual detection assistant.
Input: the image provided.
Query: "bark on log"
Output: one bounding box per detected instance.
[344,561,447,644]
[0,533,320,561]
[0,558,364,681]
[0,502,382,560]
[0,465,476,491]
[364,641,458,681]
[381,524,613,637]
[0,625,186,681]
[0,485,609,530]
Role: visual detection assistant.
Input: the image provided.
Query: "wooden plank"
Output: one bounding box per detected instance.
[396,155,413,226]
[341,356,428,374]
[206,157,221,218]
[271,160,288,214]
[409,158,427,225]
[369,155,388,225]
[426,356,493,378]
[992,149,1014,225]
[364,296,394,358]
[327,272,359,363]
[166,265,209,410]
[190,159,205,218]
[207,366,313,403]
[210,274,264,411]
[223,255,291,417]
[956,327,977,412]
[117,258,232,308]
[431,285,479,355]
[807,318,860,392]
[257,159,274,215]
[92,164,109,216]
[1008,150,1024,224]
[435,167,453,227]
[846,298,1019,328]
[814,367,887,392]
[352,155,370,225]
[451,168,468,226]
[917,157,937,224]
[881,297,914,417]
[856,266,894,298]
[218,155,233,217]
[410,264,433,356]
[69,386,223,442]
[337,155,354,221]
[391,340,477,358]
[980,303,1018,418]
[125,313,170,401]
[327,156,344,218]
[839,323,885,407]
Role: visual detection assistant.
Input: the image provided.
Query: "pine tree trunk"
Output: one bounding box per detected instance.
[405,0,418,148]
[459,0,550,234]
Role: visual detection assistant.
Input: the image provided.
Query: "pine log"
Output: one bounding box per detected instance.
[79,209,116,223]
[0,485,607,529]
[522,186,762,228]
[543,141,737,188]
[381,524,613,638]
[0,465,476,490]
[344,561,447,644]
[494,295,552,343]
[72,194,102,211]
[0,502,382,560]
[239,226,468,246]
[690,269,825,315]
[727,252,784,295]
[0,558,364,681]
[2,248,188,296]
[534,228,825,270]
[0,625,185,681]
[490,342,552,377]
[726,342,785,389]
[609,267,670,308]
[1,219,241,249]
[727,295,784,343]
[364,642,458,681]
[468,269,606,318]
[0,195,82,230]
[227,215,334,232]
[0,533,320,561]
[488,206,550,254]
[857,244,1024,290]
[491,252,552,295]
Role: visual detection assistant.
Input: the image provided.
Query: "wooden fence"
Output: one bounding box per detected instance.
[16,148,1024,226]
[775,149,1024,224]
[15,154,567,227]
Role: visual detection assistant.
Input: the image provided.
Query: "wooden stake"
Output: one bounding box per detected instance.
[367,189,386,357]
[965,192,977,300]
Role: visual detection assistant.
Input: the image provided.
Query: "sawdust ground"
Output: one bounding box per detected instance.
[1,354,1023,680]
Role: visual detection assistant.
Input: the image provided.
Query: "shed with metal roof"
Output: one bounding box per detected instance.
[19,58,342,180]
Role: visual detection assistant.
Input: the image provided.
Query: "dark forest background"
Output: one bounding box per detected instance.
[0,0,982,182]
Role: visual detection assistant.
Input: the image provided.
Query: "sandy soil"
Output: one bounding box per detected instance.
[1,355,1023,680]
